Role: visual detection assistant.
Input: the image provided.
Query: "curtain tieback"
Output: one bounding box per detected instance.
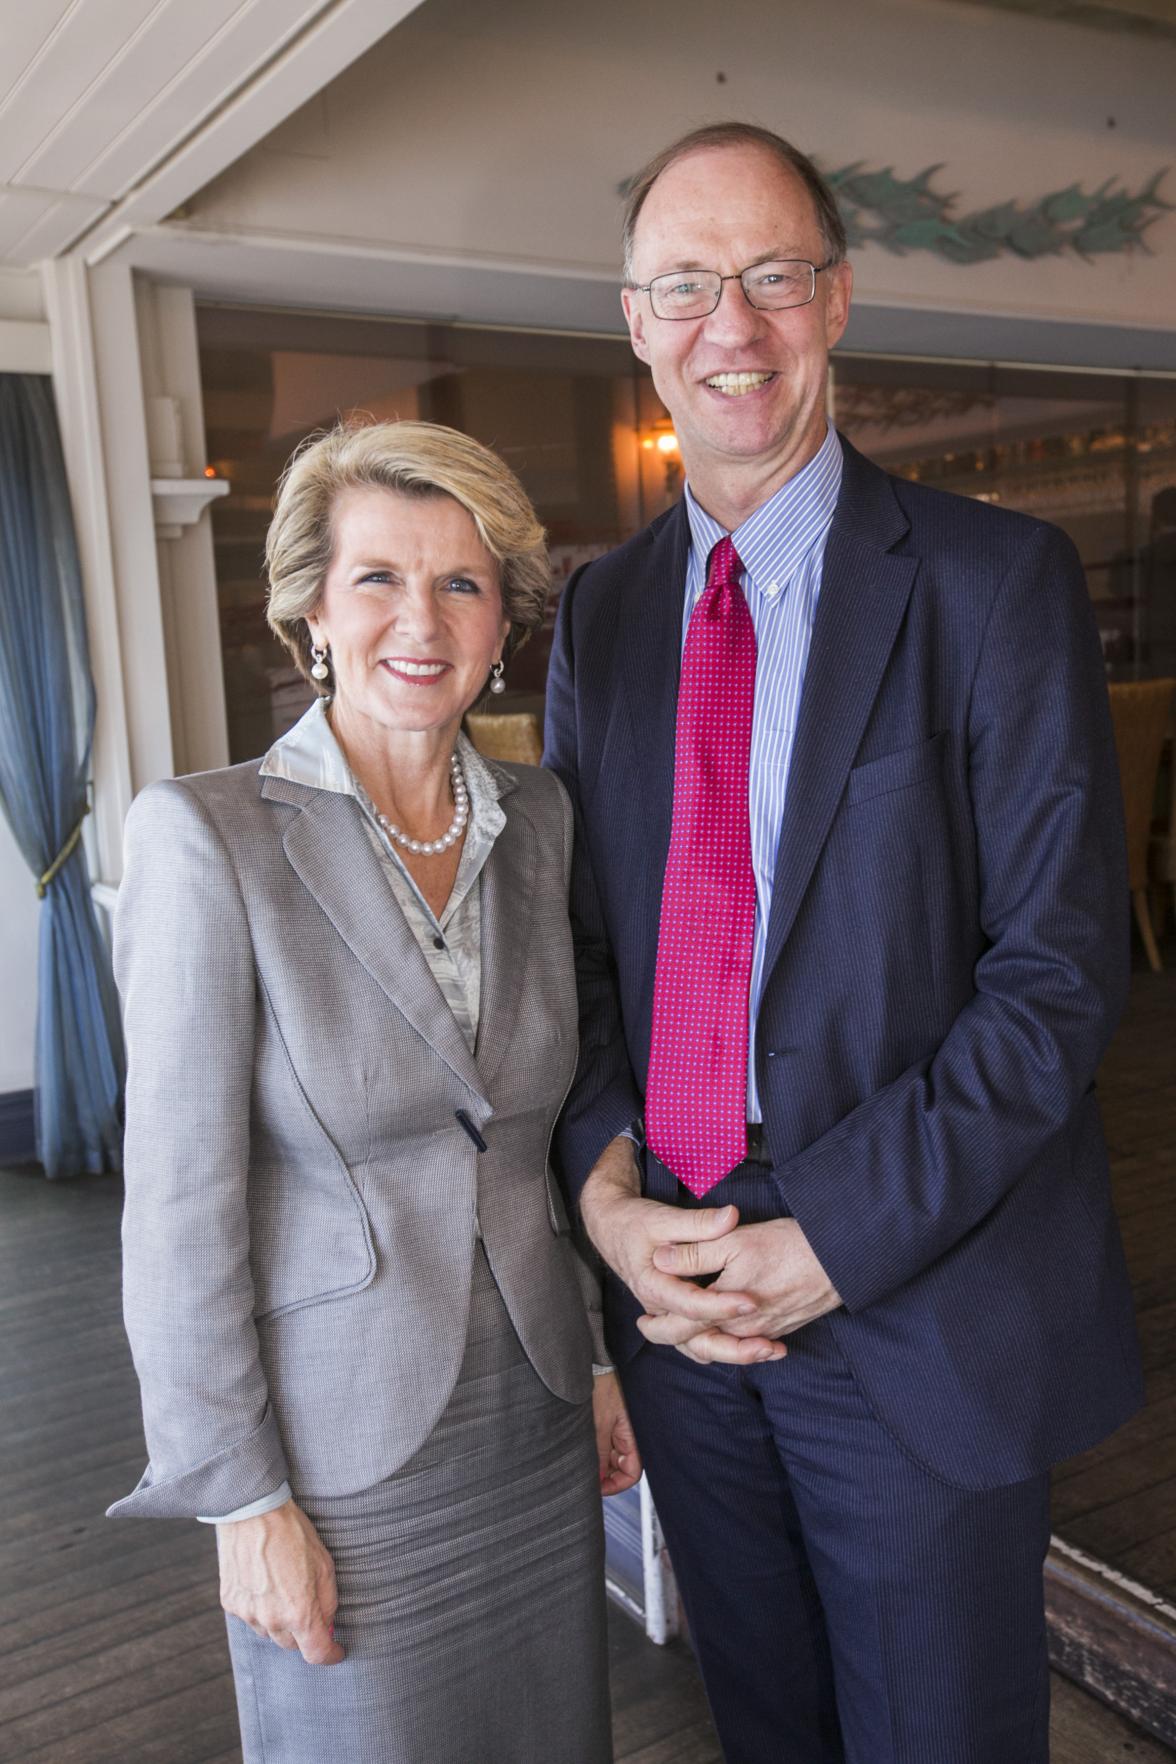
[37,805,90,899]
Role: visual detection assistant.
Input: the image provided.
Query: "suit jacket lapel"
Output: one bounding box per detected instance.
[266,777,489,1103]
[474,774,534,1089]
[617,502,690,978]
[760,446,918,985]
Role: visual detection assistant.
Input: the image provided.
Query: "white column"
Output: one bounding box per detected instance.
[87,261,175,803]
[135,279,229,777]
[43,261,229,889]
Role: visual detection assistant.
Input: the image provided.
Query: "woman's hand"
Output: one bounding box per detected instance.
[216,1499,345,1665]
[592,1371,643,1497]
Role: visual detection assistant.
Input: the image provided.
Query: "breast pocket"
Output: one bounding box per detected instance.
[846,732,947,806]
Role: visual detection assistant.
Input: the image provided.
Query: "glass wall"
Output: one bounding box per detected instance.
[197,305,671,763]
[833,357,1176,679]
[197,303,1176,764]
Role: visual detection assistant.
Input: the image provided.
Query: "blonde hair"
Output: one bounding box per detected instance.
[265,419,551,692]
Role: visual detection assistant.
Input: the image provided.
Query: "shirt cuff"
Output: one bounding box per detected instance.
[618,1119,645,1150]
[592,1363,616,1377]
[197,1480,293,1524]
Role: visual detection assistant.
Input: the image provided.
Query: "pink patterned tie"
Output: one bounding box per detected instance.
[646,537,757,1197]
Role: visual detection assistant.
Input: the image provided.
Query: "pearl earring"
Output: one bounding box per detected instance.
[490,659,506,695]
[310,642,331,682]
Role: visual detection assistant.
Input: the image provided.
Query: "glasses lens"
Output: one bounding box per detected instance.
[743,261,816,309]
[649,271,721,319]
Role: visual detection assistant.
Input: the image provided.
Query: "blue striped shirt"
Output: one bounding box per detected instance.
[682,422,843,1120]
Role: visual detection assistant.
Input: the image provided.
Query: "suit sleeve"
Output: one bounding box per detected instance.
[107,780,289,1519]
[778,524,1130,1312]
[544,568,644,1206]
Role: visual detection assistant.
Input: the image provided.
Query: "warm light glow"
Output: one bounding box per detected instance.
[203,465,218,479]
[641,437,655,451]
[656,432,679,455]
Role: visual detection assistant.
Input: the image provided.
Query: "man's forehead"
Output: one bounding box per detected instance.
[632,146,821,263]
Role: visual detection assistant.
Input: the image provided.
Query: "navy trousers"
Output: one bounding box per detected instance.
[621,1160,1052,1764]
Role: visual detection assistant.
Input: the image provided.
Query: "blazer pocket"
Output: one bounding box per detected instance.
[846,732,947,806]
[253,1198,377,1322]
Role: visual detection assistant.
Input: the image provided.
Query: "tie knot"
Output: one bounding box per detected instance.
[706,536,743,591]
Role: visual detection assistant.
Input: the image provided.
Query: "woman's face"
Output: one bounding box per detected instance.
[307,486,510,743]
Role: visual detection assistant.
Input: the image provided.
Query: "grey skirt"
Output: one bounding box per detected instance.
[227,1243,611,1764]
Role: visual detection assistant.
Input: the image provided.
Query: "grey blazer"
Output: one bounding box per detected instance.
[109,756,602,1520]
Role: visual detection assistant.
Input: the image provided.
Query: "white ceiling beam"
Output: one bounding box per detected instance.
[945,0,1176,39]
[0,189,108,262]
[0,185,106,260]
[105,221,1176,374]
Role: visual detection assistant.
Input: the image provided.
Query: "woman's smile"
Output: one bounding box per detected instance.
[380,656,452,684]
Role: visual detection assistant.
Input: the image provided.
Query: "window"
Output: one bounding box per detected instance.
[833,355,1176,678]
[198,305,667,763]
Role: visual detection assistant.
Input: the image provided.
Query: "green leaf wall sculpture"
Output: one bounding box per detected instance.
[822,162,1172,262]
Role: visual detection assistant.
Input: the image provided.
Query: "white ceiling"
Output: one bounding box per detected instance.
[0,0,421,266]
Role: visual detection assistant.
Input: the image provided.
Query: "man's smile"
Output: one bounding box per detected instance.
[703,370,778,397]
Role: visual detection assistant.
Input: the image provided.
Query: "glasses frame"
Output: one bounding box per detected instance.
[628,257,838,322]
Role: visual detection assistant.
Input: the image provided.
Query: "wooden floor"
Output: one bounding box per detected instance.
[1052,944,1176,1603]
[1,940,1174,1762]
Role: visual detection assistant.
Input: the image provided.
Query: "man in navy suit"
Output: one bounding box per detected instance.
[545,122,1142,1764]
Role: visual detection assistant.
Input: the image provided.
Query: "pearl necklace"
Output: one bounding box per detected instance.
[376,754,469,856]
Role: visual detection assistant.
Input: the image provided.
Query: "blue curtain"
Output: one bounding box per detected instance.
[0,374,124,1176]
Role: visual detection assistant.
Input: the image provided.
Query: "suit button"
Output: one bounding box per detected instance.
[433,935,445,950]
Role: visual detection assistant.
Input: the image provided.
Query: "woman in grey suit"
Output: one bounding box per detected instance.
[110,420,640,1763]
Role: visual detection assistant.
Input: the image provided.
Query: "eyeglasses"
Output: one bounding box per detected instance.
[628,258,836,322]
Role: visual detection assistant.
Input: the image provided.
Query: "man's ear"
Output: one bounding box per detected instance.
[824,260,853,352]
[621,287,651,366]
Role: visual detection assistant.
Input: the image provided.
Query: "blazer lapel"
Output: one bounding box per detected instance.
[616,502,691,950]
[266,777,489,1103]
[474,771,533,1089]
[760,447,918,985]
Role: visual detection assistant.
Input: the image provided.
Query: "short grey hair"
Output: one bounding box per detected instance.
[622,121,847,284]
[265,420,550,692]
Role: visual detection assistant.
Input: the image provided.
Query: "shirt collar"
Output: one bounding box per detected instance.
[259,695,507,845]
[684,421,843,596]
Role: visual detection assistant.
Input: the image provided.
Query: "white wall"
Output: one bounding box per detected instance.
[185,0,1176,338]
[0,267,45,323]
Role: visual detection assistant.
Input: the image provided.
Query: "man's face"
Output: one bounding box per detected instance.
[622,145,852,490]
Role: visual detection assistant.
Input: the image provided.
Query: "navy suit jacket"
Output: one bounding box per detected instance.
[545,435,1143,1490]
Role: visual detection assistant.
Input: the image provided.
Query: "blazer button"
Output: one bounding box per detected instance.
[433,935,445,950]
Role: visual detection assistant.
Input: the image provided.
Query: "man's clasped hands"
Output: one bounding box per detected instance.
[579,1136,842,1366]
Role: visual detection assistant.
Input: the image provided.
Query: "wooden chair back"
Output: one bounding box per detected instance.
[1107,680,1175,891]
[465,711,543,767]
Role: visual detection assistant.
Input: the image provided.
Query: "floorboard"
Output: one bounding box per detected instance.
[1052,945,1176,1604]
